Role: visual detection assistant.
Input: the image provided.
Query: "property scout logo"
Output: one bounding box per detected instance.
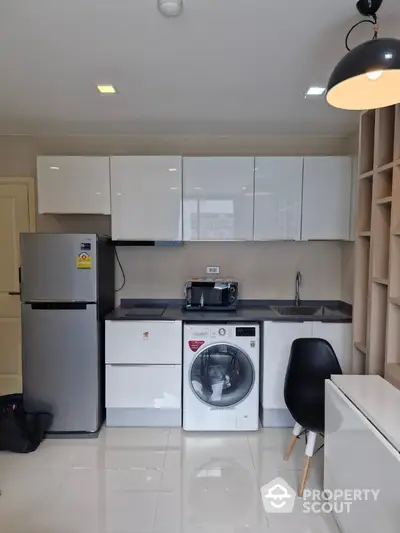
[260,477,380,514]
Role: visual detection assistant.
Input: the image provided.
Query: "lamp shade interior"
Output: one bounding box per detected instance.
[327,37,400,110]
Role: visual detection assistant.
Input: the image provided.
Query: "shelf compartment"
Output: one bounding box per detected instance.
[359,230,371,237]
[353,346,367,375]
[390,166,400,233]
[357,177,373,233]
[389,234,400,300]
[394,104,400,162]
[371,203,391,280]
[368,282,388,375]
[386,303,400,367]
[374,168,393,200]
[360,110,375,175]
[375,105,396,169]
[385,363,400,390]
[353,236,371,350]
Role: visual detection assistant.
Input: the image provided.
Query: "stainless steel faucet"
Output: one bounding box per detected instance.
[295,271,302,307]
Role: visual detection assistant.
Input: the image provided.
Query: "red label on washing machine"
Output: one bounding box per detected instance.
[188,340,205,352]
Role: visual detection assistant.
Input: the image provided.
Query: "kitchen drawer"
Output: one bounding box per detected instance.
[106,364,182,409]
[105,320,182,364]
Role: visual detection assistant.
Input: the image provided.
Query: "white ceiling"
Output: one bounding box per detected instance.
[0,0,399,136]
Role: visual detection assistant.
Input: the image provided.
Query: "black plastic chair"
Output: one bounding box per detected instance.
[283,338,342,496]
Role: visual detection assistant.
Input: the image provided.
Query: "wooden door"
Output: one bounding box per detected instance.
[0,180,35,394]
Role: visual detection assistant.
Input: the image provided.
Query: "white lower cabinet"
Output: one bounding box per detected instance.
[105,320,182,365]
[261,321,352,427]
[105,320,182,427]
[312,321,352,374]
[106,364,181,409]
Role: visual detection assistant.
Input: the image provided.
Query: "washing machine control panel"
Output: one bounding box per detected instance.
[235,327,257,337]
[218,327,226,336]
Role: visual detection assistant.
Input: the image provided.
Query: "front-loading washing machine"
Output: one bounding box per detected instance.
[183,323,260,431]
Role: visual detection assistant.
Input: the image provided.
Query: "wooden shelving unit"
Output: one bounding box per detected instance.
[353,104,400,386]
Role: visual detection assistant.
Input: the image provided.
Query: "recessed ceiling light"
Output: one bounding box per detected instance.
[168,168,177,172]
[306,87,326,97]
[97,85,117,94]
[50,166,60,170]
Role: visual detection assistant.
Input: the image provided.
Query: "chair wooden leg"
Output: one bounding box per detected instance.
[284,422,303,461]
[284,435,297,461]
[298,430,317,497]
[298,456,311,497]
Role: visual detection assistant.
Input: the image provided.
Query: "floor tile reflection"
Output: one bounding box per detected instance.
[0,427,339,533]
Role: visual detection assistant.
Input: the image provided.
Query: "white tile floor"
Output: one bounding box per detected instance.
[0,427,340,532]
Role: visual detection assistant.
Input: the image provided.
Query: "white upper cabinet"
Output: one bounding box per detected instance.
[110,156,182,241]
[254,157,303,241]
[183,157,254,241]
[37,156,111,214]
[301,156,352,240]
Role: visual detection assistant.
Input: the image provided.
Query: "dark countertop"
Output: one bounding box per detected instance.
[106,299,352,323]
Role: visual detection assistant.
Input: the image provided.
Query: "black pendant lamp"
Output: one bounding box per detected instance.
[327,0,400,110]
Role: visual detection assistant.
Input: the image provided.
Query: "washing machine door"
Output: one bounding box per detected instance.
[189,343,255,408]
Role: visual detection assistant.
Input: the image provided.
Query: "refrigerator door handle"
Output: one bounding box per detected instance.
[29,302,89,310]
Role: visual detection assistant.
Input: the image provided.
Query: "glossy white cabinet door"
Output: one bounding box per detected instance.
[254,157,303,240]
[37,156,111,214]
[312,322,352,374]
[262,322,313,410]
[111,156,182,241]
[183,157,254,241]
[105,320,182,365]
[106,364,181,409]
[301,156,352,240]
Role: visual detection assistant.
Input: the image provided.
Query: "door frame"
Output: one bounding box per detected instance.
[0,177,36,231]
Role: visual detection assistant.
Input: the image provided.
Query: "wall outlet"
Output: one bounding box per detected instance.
[206,266,220,275]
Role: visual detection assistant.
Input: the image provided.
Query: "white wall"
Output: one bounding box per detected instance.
[0,132,355,303]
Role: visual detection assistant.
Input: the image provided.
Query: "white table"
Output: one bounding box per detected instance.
[325,375,400,533]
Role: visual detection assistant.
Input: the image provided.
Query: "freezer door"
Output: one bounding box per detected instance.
[20,233,98,302]
[21,303,101,433]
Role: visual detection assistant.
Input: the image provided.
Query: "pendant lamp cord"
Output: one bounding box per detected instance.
[345,14,379,51]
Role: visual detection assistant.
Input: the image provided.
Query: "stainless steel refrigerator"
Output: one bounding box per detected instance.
[20,233,114,434]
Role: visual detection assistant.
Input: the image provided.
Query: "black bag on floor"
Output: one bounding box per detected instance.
[0,394,52,453]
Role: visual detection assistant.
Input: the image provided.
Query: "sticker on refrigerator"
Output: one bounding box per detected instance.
[143,331,149,341]
[76,252,92,270]
[80,242,91,251]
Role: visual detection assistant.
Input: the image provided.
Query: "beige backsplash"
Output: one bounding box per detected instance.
[115,241,345,303]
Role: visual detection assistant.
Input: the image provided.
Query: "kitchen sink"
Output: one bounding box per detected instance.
[271,305,324,317]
